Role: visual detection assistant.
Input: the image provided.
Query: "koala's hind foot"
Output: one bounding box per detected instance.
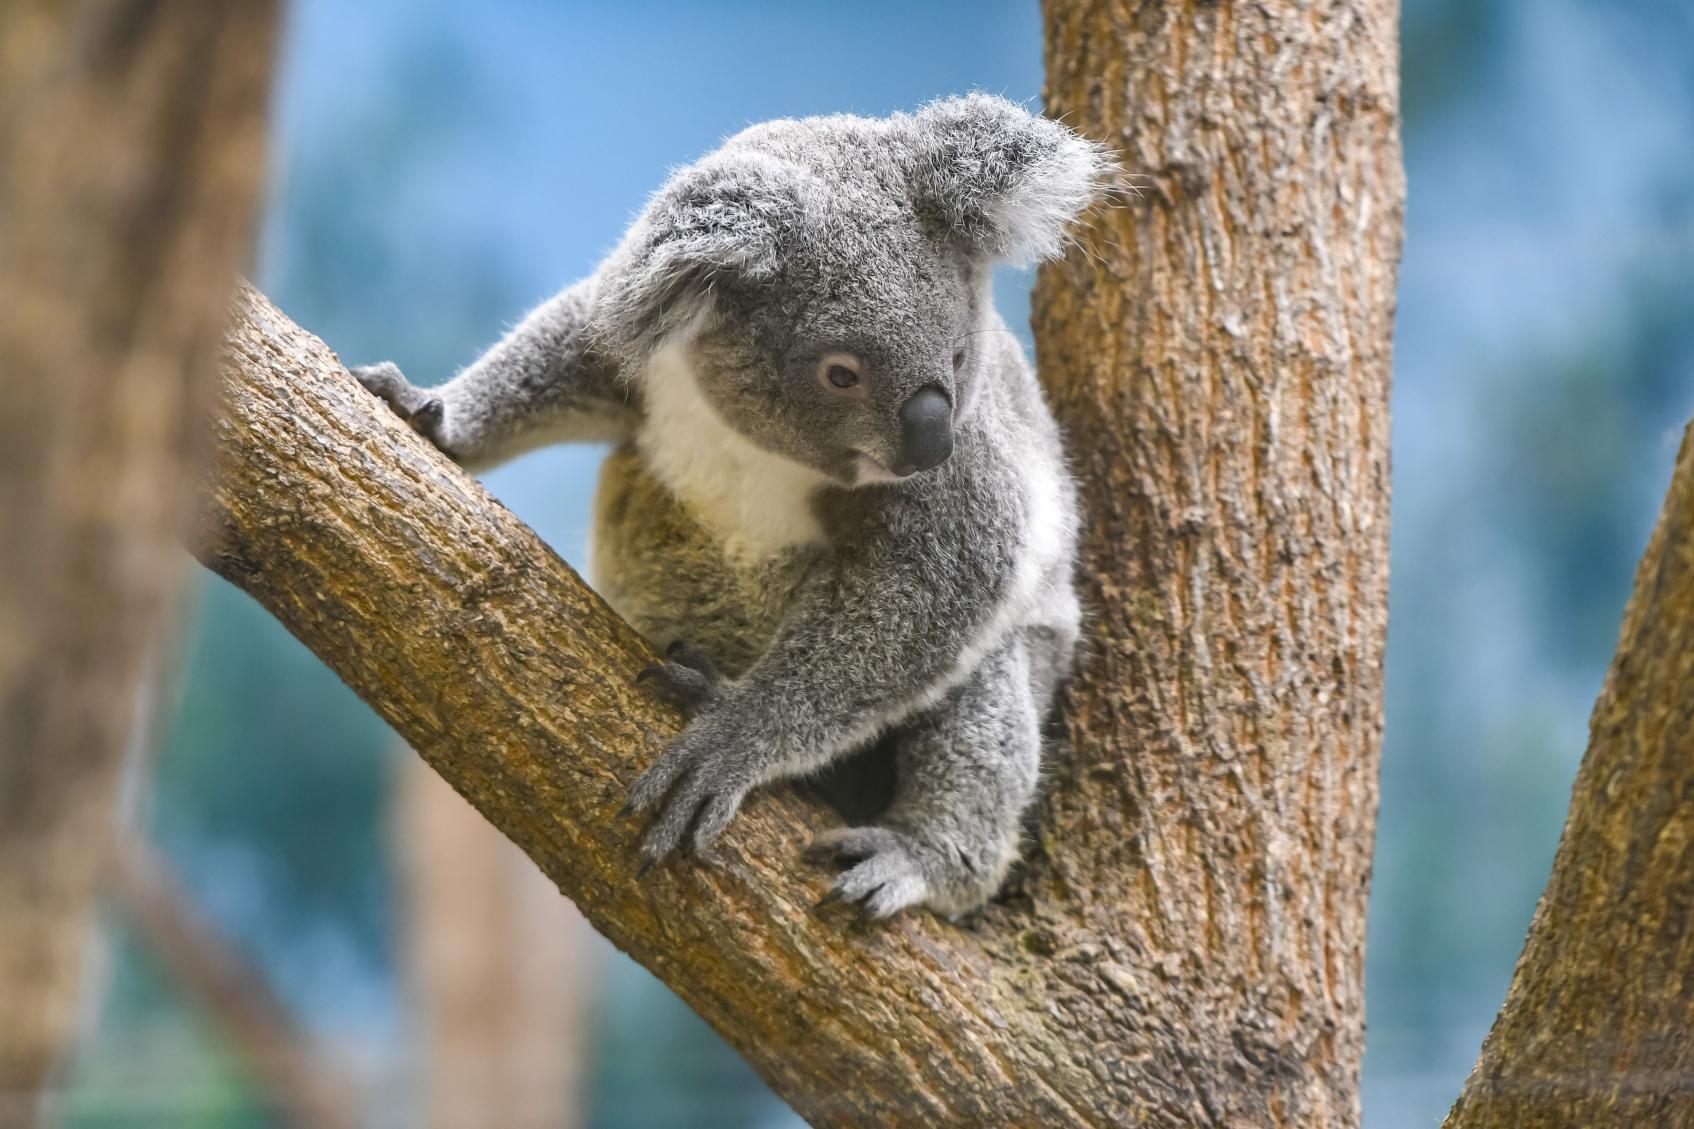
[808,825,992,919]
[351,361,449,449]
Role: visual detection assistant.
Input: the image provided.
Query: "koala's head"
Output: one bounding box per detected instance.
[599,93,1110,486]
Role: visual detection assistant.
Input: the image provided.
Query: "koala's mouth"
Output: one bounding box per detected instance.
[851,450,913,487]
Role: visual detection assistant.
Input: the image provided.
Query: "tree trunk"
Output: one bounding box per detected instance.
[1032,0,1404,1122]
[1442,424,1694,1126]
[0,2,276,1117]
[395,754,599,1129]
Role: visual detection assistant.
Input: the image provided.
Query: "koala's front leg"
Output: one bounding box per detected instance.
[626,491,1020,870]
[351,361,450,447]
[351,278,636,472]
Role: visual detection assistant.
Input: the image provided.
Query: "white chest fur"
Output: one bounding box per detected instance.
[635,340,829,564]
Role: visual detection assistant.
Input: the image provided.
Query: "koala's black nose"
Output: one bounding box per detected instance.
[894,385,953,475]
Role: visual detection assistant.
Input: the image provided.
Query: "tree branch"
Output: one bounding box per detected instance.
[1445,424,1694,1128]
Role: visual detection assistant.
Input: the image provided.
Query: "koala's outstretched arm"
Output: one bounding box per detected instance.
[627,476,1025,864]
[353,279,636,472]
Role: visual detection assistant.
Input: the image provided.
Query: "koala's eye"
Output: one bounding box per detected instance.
[952,347,968,371]
[816,353,866,395]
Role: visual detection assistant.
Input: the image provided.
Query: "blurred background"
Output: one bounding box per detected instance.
[54,1,1694,1126]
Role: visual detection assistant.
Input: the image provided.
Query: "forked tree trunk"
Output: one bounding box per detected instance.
[196,0,1403,1106]
[0,3,275,1117]
[14,2,1692,1125]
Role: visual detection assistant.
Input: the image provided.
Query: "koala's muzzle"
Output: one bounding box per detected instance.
[894,386,953,475]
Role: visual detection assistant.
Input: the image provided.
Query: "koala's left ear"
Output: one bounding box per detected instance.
[904,93,1113,265]
[599,150,817,356]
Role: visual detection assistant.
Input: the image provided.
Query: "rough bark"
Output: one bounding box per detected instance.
[395,754,598,1129]
[1032,0,1403,1123]
[1442,426,1694,1127]
[0,1,275,1115]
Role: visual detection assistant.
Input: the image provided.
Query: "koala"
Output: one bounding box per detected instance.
[355,93,1108,917]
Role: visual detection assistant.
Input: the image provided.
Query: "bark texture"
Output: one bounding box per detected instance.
[1444,427,1694,1127]
[1032,0,1403,1123]
[0,1,275,1114]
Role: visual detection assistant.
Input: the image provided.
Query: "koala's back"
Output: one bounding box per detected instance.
[590,445,818,677]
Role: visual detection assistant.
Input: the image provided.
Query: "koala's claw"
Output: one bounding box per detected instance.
[808,826,932,919]
[635,639,723,717]
[625,642,753,870]
[631,762,748,867]
[350,361,448,446]
[626,710,752,869]
[410,396,445,433]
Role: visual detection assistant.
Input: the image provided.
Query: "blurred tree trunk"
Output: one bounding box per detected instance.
[0,2,275,1118]
[395,754,599,1129]
[1443,425,1694,1126]
[196,0,1403,1105]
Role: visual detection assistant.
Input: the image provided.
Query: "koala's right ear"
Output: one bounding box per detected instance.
[598,151,813,356]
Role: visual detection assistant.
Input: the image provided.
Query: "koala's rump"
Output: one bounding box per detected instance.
[589,444,815,677]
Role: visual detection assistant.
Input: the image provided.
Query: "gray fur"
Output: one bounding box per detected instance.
[354,93,1107,917]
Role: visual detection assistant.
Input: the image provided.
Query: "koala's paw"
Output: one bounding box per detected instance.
[622,704,753,870]
[350,361,449,448]
[807,826,948,919]
[634,639,723,718]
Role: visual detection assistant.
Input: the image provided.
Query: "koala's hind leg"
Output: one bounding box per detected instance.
[809,639,1041,918]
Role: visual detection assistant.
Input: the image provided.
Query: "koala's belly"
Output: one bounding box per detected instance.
[590,444,817,678]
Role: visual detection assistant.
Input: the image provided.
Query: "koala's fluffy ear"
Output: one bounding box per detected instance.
[600,150,814,355]
[905,92,1112,265]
